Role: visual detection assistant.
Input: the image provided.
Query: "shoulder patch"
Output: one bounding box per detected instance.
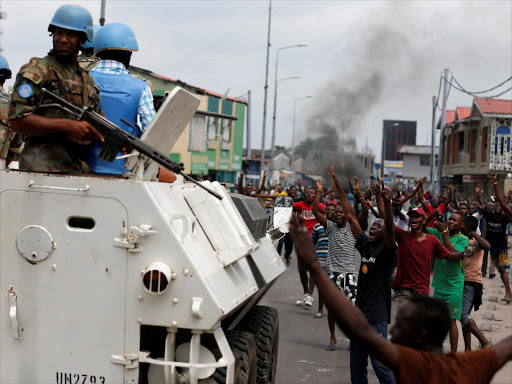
[17,82,34,99]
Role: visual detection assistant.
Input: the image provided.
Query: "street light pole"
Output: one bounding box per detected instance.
[291,96,313,180]
[269,75,300,183]
[260,0,272,180]
[268,43,307,185]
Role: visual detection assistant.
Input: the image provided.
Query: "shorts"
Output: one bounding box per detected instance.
[461,283,477,327]
[490,248,511,273]
[329,272,357,304]
[434,289,462,320]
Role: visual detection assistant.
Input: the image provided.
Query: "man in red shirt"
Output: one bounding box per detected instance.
[293,187,325,306]
[392,208,473,301]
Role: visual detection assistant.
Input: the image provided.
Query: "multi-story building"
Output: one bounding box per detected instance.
[381,120,417,178]
[398,145,439,188]
[441,98,512,196]
[129,66,247,184]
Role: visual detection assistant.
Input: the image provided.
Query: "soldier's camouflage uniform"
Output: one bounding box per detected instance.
[9,50,103,173]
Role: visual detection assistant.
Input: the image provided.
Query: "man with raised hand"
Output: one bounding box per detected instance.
[289,214,512,384]
[330,167,396,384]
[313,168,356,351]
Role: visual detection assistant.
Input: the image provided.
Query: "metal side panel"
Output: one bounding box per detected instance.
[0,189,128,384]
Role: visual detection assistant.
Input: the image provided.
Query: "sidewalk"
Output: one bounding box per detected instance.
[454,274,512,383]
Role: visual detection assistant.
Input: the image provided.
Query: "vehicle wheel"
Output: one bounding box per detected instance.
[211,330,257,384]
[238,305,279,384]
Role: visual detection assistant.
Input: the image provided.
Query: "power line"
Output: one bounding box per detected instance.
[443,75,512,99]
[452,75,512,95]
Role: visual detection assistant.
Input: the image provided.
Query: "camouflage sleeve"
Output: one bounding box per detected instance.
[8,58,47,121]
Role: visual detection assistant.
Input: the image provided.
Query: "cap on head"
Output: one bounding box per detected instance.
[407,208,426,218]
[82,24,101,50]
[94,22,139,54]
[0,54,11,79]
[48,4,94,42]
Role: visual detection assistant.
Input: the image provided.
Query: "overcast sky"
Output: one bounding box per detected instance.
[2,0,511,161]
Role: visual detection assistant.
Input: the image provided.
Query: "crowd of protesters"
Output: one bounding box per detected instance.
[237,168,512,384]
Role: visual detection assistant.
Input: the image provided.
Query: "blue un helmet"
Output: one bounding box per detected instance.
[0,53,11,79]
[48,4,94,42]
[82,24,101,50]
[94,22,139,54]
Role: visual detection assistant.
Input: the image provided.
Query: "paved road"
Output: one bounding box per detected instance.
[260,252,380,384]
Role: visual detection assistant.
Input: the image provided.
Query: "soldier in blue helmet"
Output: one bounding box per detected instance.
[86,22,174,181]
[0,53,23,168]
[9,4,105,173]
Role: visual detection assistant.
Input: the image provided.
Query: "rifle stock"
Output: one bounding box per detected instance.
[38,88,223,200]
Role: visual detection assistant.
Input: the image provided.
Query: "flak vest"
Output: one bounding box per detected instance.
[86,71,146,175]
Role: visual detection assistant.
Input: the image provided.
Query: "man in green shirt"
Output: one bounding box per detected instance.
[426,212,469,353]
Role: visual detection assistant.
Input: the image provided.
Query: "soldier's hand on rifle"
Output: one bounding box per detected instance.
[67,120,104,143]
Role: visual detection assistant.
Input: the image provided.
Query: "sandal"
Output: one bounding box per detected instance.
[326,344,336,351]
[313,312,323,319]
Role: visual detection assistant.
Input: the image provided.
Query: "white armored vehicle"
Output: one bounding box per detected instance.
[0,87,286,384]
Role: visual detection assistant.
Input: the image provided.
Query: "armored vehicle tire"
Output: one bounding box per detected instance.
[238,305,279,384]
[212,330,257,384]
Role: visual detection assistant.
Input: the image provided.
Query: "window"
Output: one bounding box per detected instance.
[188,115,207,152]
[207,117,218,141]
[481,127,488,162]
[470,129,477,163]
[420,154,430,166]
[221,119,233,142]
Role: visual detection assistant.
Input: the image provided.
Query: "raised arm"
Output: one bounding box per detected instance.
[488,171,512,222]
[474,184,484,210]
[331,165,356,217]
[372,180,385,218]
[400,177,426,205]
[313,179,328,228]
[256,171,267,194]
[381,187,396,249]
[468,231,491,251]
[296,178,305,195]
[289,215,398,370]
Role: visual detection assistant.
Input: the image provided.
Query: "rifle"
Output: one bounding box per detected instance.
[37,88,223,200]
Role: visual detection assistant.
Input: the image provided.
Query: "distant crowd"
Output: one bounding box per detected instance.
[238,168,512,384]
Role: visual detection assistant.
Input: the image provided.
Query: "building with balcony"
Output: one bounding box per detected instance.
[440,98,512,195]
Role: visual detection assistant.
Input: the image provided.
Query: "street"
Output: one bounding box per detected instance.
[260,252,378,384]
[260,250,512,384]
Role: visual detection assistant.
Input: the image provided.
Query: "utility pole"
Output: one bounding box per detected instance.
[436,69,450,195]
[430,95,437,193]
[100,0,107,26]
[260,0,272,182]
[246,90,252,157]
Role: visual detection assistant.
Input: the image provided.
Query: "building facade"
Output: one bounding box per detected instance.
[441,98,512,196]
[129,66,247,184]
[398,145,439,187]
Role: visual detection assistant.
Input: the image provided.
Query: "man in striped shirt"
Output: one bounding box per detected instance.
[311,203,336,318]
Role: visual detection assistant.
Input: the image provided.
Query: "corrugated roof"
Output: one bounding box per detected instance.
[474,98,512,115]
[445,110,456,125]
[456,107,471,120]
[150,72,247,104]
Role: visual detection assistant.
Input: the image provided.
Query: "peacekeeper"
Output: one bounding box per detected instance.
[0,53,24,169]
[78,24,101,71]
[9,4,105,174]
[86,22,175,182]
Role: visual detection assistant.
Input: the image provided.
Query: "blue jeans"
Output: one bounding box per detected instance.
[461,283,476,327]
[350,321,396,384]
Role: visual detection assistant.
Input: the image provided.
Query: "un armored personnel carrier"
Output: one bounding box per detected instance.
[0,87,286,384]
